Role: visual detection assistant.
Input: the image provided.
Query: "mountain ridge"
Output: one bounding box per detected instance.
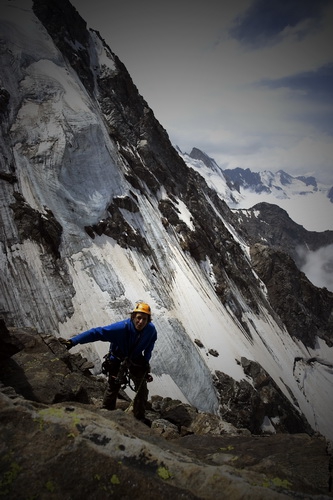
[180,147,333,233]
[187,146,332,197]
[180,148,333,291]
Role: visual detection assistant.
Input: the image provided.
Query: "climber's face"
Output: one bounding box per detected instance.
[133,312,149,331]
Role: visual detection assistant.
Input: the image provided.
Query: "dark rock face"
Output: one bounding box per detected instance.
[235,202,333,266]
[10,192,63,259]
[33,0,95,95]
[250,243,333,348]
[0,171,17,184]
[0,324,332,499]
[0,319,21,360]
[85,201,151,254]
[214,357,313,435]
[223,167,269,193]
[158,199,184,226]
[0,87,10,114]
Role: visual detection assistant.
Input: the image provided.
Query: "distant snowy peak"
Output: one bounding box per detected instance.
[176,147,242,206]
[180,146,331,201]
[177,146,333,231]
[222,167,322,198]
[188,147,223,175]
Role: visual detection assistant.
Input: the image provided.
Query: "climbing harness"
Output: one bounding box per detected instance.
[102,355,136,391]
[114,358,136,391]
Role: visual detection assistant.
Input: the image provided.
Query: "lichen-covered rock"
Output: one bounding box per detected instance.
[0,326,331,499]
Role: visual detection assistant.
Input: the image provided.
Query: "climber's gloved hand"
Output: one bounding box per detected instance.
[59,337,73,350]
[146,373,153,383]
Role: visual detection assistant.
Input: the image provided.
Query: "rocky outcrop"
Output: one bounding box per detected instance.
[85,201,151,255]
[235,202,333,266]
[0,322,105,405]
[250,243,333,348]
[214,357,313,435]
[10,192,63,259]
[0,171,17,184]
[0,323,332,499]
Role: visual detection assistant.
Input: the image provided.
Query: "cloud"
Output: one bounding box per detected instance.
[258,63,333,104]
[297,244,333,292]
[229,0,331,48]
[255,62,333,136]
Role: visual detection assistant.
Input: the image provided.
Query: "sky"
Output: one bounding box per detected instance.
[71,0,333,185]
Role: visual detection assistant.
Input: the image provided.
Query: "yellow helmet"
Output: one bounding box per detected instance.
[132,302,151,316]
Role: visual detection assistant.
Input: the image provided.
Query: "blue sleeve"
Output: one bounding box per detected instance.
[70,320,126,346]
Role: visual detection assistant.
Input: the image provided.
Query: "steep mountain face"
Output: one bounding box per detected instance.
[182,148,333,293]
[234,203,333,281]
[250,243,333,348]
[1,0,333,448]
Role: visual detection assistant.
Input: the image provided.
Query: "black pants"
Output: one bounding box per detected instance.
[103,359,149,420]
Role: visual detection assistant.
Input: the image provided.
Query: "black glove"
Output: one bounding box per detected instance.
[101,358,110,375]
[59,337,73,350]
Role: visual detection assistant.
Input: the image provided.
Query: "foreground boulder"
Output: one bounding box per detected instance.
[1,389,332,500]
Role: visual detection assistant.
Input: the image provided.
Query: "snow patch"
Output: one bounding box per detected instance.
[175,198,194,230]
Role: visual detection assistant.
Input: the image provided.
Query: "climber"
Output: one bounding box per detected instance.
[59,301,157,421]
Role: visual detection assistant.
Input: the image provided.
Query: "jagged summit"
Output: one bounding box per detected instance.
[222,166,321,194]
[188,147,223,175]
[1,0,333,458]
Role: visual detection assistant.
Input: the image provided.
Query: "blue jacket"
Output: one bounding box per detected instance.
[70,318,157,362]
